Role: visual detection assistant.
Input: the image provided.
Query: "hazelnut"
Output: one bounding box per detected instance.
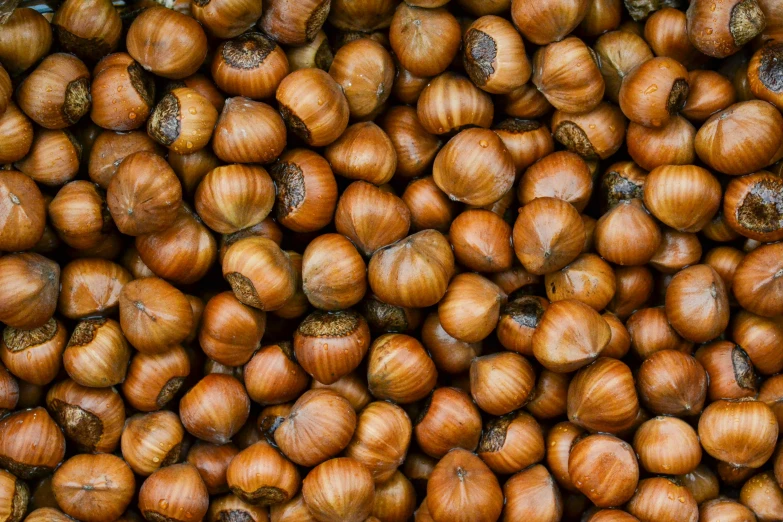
[686,0,766,58]
[52,454,134,522]
[390,4,461,77]
[478,411,545,475]
[121,411,185,476]
[226,441,300,506]
[294,310,371,385]
[0,408,65,479]
[222,237,296,311]
[17,53,90,130]
[503,465,563,522]
[46,379,124,453]
[368,230,455,308]
[275,389,357,467]
[414,387,482,459]
[303,457,375,522]
[276,68,349,147]
[194,164,275,235]
[532,37,605,113]
[179,374,250,445]
[90,53,155,131]
[463,15,531,94]
[0,254,59,330]
[1,319,66,386]
[211,32,289,100]
[699,399,778,468]
[138,463,209,522]
[119,277,194,354]
[0,8,52,75]
[619,57,689,128]
[258,0,330,45]
[122,346,191,412]
[191,0,263,39]
[329,38,394,119]
[244,342,309,405]
[270,149,337,233]
[335,181,411,257]
[416,72,494,135]
[344,401,412,483]
[126,7,207,79]
[569,434,638,507]
[212,97,286,164]
[367,334,437,404]
[568,358,640,434]
[107,151,182,236]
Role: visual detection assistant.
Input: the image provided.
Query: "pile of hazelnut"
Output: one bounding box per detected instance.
[1,0,783,520]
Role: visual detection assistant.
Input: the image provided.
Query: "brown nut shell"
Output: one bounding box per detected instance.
[532,37,605,113]
[569,434,639,507]
[211,32,289,100]
[17,53,91,130]
[568,358,640,434]
[226,441,301,506]
[276,68,350,147]
[293,309,371,385]
[119,277,193,354]
[212,97,287,164]
[433,128,515,206]
[513,197,585,275]
[271,148,338,233]
[195,164,274,235]
[368,230,455,308]
[275,389,357,467]
[222,237,296,311]
[126,7,208,79]
[107,151,182,236]
[699,399,778,468]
